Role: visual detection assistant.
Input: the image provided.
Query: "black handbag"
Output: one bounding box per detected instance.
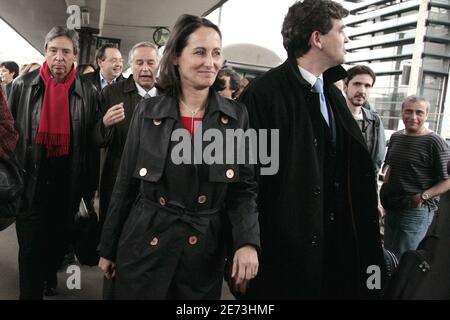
[74,199,101,266]
[0,155,23,203]
[0,156,23,221]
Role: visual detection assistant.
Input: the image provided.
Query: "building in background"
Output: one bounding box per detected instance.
[344,0,450,138]
[207,0,290,78]
[222,43,282,78]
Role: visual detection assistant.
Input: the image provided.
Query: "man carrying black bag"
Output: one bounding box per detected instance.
[8,26,98,299]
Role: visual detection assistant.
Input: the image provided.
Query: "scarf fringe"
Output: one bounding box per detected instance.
[35,132,70,145]
[45,146,70,158]
[35,132,70,157]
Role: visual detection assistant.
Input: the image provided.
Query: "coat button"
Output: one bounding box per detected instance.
[198,195,207,204]
[330,212,335,221]
[159,197,166,206]
[226,169,235,179]
[150,237,158,246]
[220,115,229,125]
[153,119,162,126]
[313,138,318,147]
[188,235,198,245]
[311,235,318,244]
[139,168,148,177]
[314,187,321,195]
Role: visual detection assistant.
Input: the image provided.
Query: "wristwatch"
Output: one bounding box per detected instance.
[421,192,430,201]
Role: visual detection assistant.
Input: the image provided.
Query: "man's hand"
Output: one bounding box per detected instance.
[410,193,423,208]
[98,257,116,279]
[103,103,125,128]
[231,245,259,294]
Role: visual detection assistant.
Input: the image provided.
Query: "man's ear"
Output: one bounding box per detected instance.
[310,31,323,50]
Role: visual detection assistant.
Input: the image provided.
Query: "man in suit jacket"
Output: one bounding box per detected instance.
[240,0,385,299]
[83,43,124,92]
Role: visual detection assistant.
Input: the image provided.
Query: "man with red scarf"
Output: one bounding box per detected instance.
[8,26,99,300]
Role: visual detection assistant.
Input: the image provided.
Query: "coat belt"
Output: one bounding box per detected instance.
[141,198,220,235]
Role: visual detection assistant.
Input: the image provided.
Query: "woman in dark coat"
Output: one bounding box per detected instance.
[97,14,260,300]
[1,88,19,231]
[0,89,18,160]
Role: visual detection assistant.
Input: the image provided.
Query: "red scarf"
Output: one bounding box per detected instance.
[36,61,75,157]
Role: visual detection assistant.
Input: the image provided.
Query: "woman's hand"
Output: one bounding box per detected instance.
[231,245,259,294]
[98,257,116,279]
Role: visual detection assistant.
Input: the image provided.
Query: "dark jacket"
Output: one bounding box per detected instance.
[8,68,98,217]
[359,105,386,173]
[82,68,124,93]
[97,91,260,299]
[93,76,143,219]
[239,58,385,299]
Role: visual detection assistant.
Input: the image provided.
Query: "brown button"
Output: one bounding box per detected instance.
[150,237,158,246]
[226,169,235,179]
[220,115,229,125]
[198,195,207,204]
[159,197,166,206]
[188,235,198,245]
[153,119,162,126]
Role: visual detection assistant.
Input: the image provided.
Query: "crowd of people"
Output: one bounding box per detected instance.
[1,0,450,300]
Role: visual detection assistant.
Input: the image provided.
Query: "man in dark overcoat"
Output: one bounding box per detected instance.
[93,42,160,223]
[240,0,385,299]
[9,26,98,299]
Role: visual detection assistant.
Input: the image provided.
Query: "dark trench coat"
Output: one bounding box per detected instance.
[97,90,260,299]
[93,76,143,220]
[239,59,385,299]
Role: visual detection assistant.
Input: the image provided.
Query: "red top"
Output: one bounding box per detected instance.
[180,116,203,135]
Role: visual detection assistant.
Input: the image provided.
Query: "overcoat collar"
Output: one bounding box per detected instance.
[285,56,348,88]
[283,57,366,148]
[123,75,139,94]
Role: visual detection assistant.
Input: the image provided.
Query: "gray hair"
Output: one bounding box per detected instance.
[402,95,430,112]
[44,26,79,55]
[128,42,160,65]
